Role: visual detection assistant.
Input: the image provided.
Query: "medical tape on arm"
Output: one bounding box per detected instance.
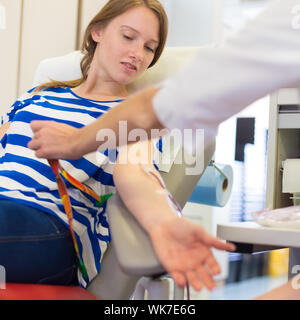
[141,165,183,217]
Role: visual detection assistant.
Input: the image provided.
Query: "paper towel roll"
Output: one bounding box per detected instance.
[282,159,300,193]
[189,163,233,207]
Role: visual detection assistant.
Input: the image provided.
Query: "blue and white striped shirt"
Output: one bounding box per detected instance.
[0,86,147,287]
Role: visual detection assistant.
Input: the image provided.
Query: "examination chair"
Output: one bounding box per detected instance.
[0,47,216,300]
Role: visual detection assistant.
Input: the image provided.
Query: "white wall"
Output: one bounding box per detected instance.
[0,0,112,115]
[160,0,223,46]
[0,0,22,114]
[0,2,6,30]
[18,0,79,96]
[78,0,108,47]
[0,0,79,115]
[79,0,224,47]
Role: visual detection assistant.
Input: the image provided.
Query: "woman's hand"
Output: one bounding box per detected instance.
[28,121,82,159]
[149,217,235,291]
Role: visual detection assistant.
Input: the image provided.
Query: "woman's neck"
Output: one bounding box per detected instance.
[74,74,128,101]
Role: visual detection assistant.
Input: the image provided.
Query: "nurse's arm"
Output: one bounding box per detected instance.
[29,87,163,160]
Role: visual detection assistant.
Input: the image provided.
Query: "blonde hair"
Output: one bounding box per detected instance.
[36,0,168,92]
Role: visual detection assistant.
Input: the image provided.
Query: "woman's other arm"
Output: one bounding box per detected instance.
[0,122,11,141]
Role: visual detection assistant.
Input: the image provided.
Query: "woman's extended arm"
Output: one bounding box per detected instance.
[113,139,235,291]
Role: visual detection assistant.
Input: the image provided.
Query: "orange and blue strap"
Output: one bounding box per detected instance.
[48,159,113,281]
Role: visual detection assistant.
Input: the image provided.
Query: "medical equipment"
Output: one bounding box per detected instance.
[217,88,300,279]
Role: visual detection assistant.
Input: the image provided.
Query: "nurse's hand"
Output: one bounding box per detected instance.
[28,121,82,159]
[149,217,235,291]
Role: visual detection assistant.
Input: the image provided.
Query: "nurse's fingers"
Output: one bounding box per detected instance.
[28,138,40,151]
[30,120,54,133]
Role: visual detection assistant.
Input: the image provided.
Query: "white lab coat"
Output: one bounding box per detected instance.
[153,0,300,153]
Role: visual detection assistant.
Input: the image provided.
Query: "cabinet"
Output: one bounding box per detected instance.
[217,88,300,279]
[18,0,79,95]
[0,0,79,115]
[0,0,22,114]
[266,88,300,210]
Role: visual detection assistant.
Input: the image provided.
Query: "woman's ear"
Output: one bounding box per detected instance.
[91,24,104,43]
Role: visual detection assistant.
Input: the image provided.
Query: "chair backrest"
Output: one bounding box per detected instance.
[33,47,216,299]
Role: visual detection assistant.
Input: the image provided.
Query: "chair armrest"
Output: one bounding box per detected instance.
[107,192,166,277]
[87,241,140,299]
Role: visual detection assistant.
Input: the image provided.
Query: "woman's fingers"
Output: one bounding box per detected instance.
[170,254,219,292]
[170,271,187,288]
[174,266,216,292]
[205,254,221,276]
[186,270,203,291]
[211,237,236,252]
[194,228,236,252]
[195,265,215,291]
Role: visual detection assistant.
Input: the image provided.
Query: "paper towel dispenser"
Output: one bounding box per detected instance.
[189,161,233,207]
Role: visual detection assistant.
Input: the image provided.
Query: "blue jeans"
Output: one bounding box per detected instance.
[0,200,78,285]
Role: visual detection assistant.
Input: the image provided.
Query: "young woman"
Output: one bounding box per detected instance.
[1,0,234,291]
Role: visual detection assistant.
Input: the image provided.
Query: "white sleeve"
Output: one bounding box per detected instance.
[153,0,300,153]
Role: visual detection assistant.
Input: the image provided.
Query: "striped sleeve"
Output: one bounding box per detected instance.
[1,90,35,125]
